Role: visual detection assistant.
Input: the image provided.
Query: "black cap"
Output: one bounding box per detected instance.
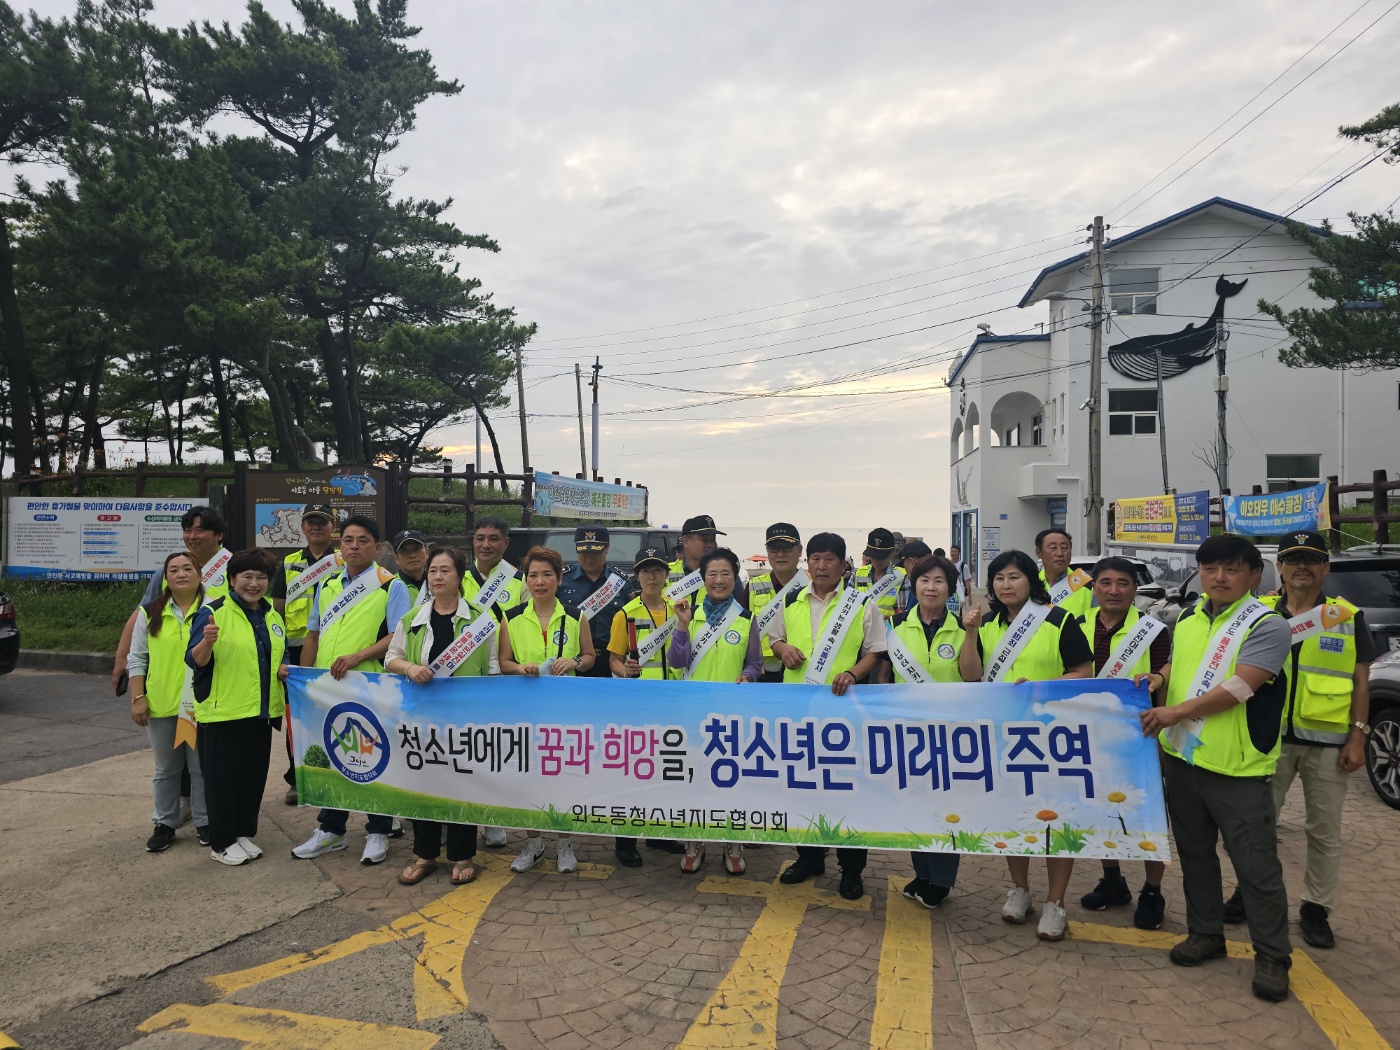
[1277,531,1329,558]
[634,546,668,571]
[900,540,932,562]
[864,527,896,560]
[574,525,609,551]
[765,522,801,546]
[391,528,428,551]
[300,503,334,523]
[681,514,725,536]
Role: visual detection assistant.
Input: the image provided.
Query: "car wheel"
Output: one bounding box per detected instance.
[1366,710,1400,810]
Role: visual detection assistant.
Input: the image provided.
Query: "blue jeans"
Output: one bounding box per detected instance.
[318,809,393,836]
[911,850,961,888]
[147,717,206,829]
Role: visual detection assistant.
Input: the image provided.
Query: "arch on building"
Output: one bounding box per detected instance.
[962,402,980,458]
[989,390,1042,447]
[951,418,964,462]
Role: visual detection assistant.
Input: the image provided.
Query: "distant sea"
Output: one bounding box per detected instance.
[652,524,946,571]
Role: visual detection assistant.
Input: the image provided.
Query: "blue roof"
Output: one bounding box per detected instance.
[1016,197,1323,308]
[947,333,1050,387]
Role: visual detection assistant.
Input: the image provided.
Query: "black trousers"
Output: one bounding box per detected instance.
[796,844,867,873]
[282,645,303,786]
[412,820,477,863]
[197,717,272,853]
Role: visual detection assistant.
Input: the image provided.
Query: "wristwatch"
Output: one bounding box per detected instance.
[1352,720,1371,736]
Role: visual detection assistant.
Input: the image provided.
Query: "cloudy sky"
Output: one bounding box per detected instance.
[22,0,1400,537]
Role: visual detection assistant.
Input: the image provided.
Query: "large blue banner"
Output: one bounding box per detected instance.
[1222,482,1331,536]
[288,669,1170,860]
[532,472,648,520]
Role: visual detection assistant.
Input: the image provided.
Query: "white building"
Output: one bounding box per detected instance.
[948,197,1398,572]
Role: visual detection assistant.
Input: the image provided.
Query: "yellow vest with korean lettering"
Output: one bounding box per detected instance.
[781,582,866,685]
[314,566,396,673]
[854,563,905,619]
[977,605,1071,682]
[620,596,681,680]
[889,608,965,684]
[282,548,340,641]
[687,603,754,682]
[399,602,492,678]
[1040,569,1094,617]
[1080,606,1153,678]
[505,600,583,673]
[196,597,287,723]
[1261,594,1358,746]
[138,603,195,719]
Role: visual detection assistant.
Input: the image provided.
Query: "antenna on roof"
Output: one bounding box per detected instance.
[976,323,993,335]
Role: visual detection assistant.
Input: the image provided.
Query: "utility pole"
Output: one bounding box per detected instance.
[513,344,530,473]
[590,357,602,481]
[1215,323,1230,492]
[1086,215,1105,555]
[574,363,588,477]
[474,413,481,473]
[1155,348,1170,494]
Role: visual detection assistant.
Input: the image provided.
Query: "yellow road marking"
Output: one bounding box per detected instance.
[208,853,520,1020]
[676,861,870,1050]
[138,1003,439,1049]
[0,1029,19,1049]
[1068,922,1393,1050]
[870,877,933,1050]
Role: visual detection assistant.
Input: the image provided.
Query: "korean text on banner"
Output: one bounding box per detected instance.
[1113,490,1209,545]
[1222,482,1331,537]
[5,497,197,581]
[288,669,1170,860]
[533,472,648,521]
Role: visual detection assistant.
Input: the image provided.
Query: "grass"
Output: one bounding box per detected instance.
[2,576,145,651]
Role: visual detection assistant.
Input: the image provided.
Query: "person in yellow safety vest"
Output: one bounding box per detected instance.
[462,515,526,614]
[292,515,411,867]
[1245,531,1372,951]
[745,522,804,682]
[1076,557,1172,931]
[185,549,290,866]
[499,546,596,876]
[959,548,1093,942]
[1035,527,1094,617]
[1138,534,1295,1003]
[128,551,209,853]
[768,532,887,902]
[609,547,682,680]
[390,529,430,606]
[669,547,763,877]
[882,553,977,911]
[272,503,342,805]
[386,545,495,887]
[668,514,723,603]
[853,527,905,620]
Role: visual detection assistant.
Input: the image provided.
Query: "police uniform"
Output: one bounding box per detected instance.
[668,514,726,606]
[186,593,287,856]
[558,525,638,677]
[746,523,803,682]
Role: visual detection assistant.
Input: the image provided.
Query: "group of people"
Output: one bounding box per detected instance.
[118,507,1372,1006]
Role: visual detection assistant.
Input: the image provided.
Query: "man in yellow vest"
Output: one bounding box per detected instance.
[768,532,886,901]
[1139,534,1294,1002]
[1076,557,1172,929]
[853,527,904,620]
[1036,527,1093,617]
[745,522,804,682]
[463,515,526,613]
[291,515,411,866]
[668,515,723,593]
[1234,531,1372,950]
[271,503,341,805]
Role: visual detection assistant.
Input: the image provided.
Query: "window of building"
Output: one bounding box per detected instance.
[1266,454,1321,492]
[1032,412,1043,445]
[1110,268,1159,315]
[1108,389,1158,435]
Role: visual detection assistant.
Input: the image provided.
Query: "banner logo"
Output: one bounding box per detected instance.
[724,629,742,645]
[324,701,391,783]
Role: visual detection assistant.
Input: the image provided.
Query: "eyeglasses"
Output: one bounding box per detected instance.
[1280,554,1327,566]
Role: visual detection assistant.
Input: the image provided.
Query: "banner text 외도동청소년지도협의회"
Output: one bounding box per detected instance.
[289,669,1170,860]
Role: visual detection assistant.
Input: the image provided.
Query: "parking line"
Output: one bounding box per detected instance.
[1068,921,1393,1050]
[870,877,934,1050]
[137,1003,440,1049]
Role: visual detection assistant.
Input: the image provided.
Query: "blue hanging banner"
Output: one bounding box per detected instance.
[1222,483,1331,536]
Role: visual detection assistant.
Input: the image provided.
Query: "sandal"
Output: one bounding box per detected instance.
[451,861,478,885]
[397,858,439,885]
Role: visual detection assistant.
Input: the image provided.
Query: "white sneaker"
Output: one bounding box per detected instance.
[1002,886,1035,924]
[389,818,405,838]
[1038,900,1067,941]
[178,797,193,827]
[292,829,347,859]
[680,842,705,874]
[556,839,578,874]
[724,843,746,875]
[211,841,250,866]
[360,833,389,865]
[483,826,508,848]
[511,837,545,872]
[236,836,264,860]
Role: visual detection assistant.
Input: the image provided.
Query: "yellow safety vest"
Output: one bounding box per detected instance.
[1040,569,1094,617]
[686,603,754,682]
[462,562,525,612]
[747,571,798,661]
[781,582,866,685]
[399,601,492,678]
[1080,606,1154,679]
[854,563,906,619]
[889,608,965,684]
[138,602,195,719]
[314,566,396,673]
[1261,594,1358,746]
[505,600,583,672]
[977,605,1072,682]
[619,596,681,680]
[281,547,341,642]
[194,597,287,723]
[1162,594,1283,776]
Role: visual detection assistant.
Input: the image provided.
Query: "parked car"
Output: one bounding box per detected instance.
[1364,648,1400,809]
[1069,556,1162,611]
[533,527,678,575]
[1146,556,1283,629]
[0,589,18,675]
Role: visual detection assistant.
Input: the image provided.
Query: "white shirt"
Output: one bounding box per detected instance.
[765,582,887,657]
[386,596,501,675]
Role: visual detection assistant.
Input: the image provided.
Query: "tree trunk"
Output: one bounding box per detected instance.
[314,318,360,463]
[207,351,236,461]
[31,374,52,475]
[0,212,37,478]
[245,358,302,469]
[463,388,508,490]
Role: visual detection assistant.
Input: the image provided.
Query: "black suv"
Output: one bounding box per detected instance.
[504,527,679,574]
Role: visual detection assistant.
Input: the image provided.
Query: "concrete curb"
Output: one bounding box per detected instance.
[17,650,114,675]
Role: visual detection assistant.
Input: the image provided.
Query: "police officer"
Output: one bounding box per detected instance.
[668,515,723,595]
[558,525,638,677]
[1139,534,1294,1002]
[746,523,804,682]
[463,515,526,613]
[608,547,680,680]
[390,529,430,606]
[1242,531,1373,950]
[291,515,411,866]
[1035,528,1093,617]
[853,528,904,620]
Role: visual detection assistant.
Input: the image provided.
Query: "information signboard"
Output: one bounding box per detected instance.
[5,497,197,580]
